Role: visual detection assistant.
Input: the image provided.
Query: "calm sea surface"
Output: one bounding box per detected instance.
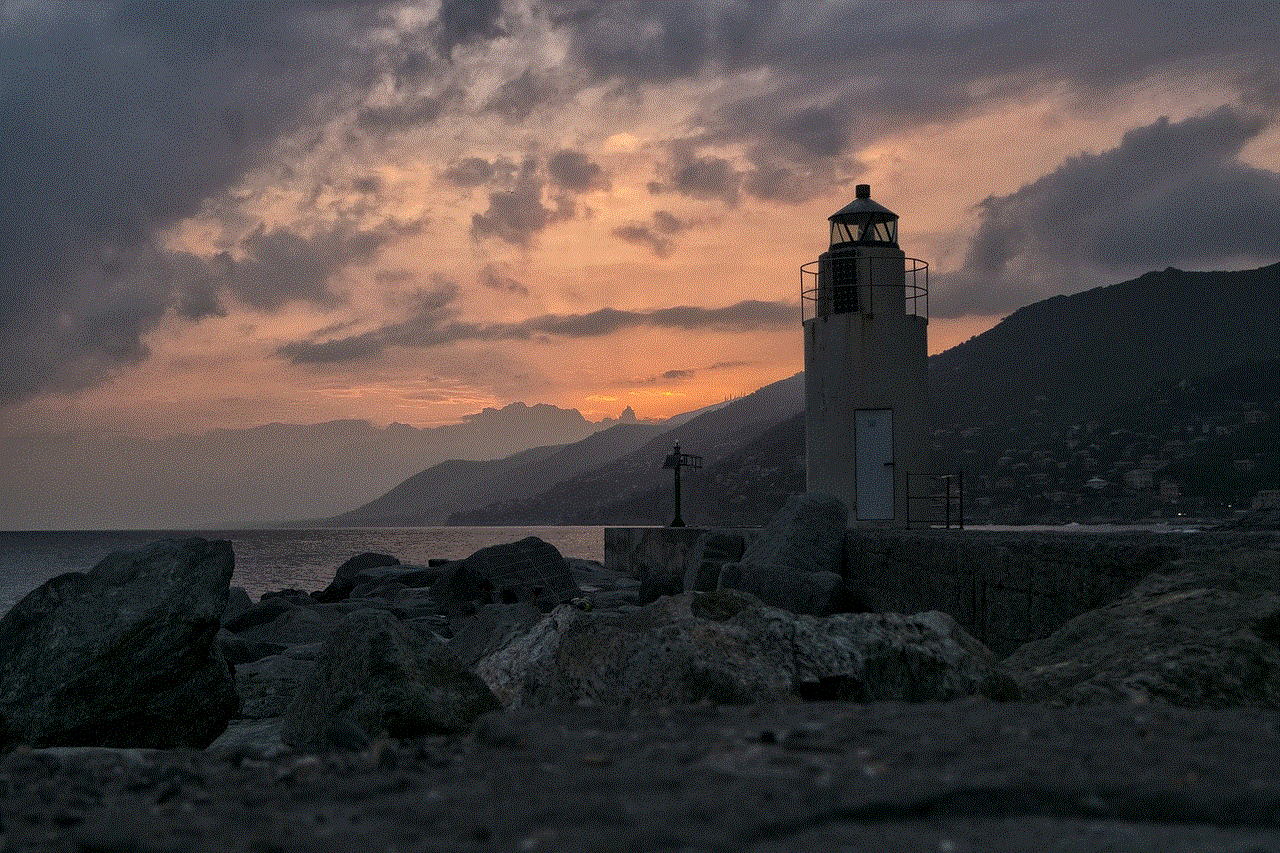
[0,527,609,614]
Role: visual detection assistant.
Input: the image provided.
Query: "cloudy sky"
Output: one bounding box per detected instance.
[3,0,1277,436]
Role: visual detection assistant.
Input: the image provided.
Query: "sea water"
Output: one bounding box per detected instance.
[0,526,608,614]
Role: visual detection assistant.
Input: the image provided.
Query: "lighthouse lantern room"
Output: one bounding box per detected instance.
[801,184,929,526]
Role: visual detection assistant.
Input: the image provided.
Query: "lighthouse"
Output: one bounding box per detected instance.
[801,184,929,526]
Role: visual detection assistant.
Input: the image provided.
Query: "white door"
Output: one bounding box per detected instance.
[855,409,894,520]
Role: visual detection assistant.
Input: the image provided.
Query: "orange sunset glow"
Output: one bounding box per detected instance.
[2,2,1278,527]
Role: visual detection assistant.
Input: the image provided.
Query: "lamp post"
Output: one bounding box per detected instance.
[662,442,702,527]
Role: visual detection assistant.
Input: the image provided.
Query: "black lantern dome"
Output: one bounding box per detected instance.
[828,184,898,248]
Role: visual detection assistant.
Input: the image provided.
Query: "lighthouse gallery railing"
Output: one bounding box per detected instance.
[800,257,928,322]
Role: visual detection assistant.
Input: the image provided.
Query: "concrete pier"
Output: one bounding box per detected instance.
[605,526,1278,656]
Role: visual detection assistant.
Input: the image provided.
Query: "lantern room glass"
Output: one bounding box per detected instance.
[829,217,897,247]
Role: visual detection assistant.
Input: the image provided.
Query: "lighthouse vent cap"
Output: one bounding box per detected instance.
[828,185,899,247]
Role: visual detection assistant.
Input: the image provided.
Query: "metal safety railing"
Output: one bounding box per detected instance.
[904,471,964,529]
[800,256,928,322]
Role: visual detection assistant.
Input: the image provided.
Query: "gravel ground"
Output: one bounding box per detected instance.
[3,699,1279,852]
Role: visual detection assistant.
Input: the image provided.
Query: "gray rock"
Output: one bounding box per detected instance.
[260,589,311,602]
[222,597,295,633]
[683,530,747,593]
[447,602,545,667]
[717,493,851,615]
[354,563,442,587]
[568,558,640,591]
[430,537,580,612]
[281,610,500,749]
[314,552,401,602]
[280,641,325,661]
[216,629,286,666]
[347,579,407,600]
[231,603,345,646]
[0,538,240,751]
[740,493,847,576]
[390,588,440,621]
[222,587,253,625]
[718,563,847,616]
[205,717,288,759]
[235,654,316,718]
[1004,549,1280,708]
[475,590,1016,708]
[346,564,443,600]
[589,588,640,609]
[26,745,162,765]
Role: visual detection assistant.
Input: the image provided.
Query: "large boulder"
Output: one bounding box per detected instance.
[475,590,1017,708]
[221,587,253,625]
[717,493,850,614]
[683,530,747,593]
[447,602,546,667]
[430,537,580,613]
[216,629,286,666]
[1004,550,1280,708]
[0,538,239,751]
[313,552,400,602]
[342,564,443,601]
[234,647,318,719]
[281,610,500,749]
[224,597,391,647]
[225,600,345,646]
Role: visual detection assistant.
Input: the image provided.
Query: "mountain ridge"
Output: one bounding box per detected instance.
[439,262,1279,526]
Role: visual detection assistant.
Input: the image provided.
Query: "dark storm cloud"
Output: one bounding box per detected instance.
[774,103,850,159]
[612,209,700,257]
[278,298,796,364]
[277,276,463,365]
[552,1,741,83]
[482,69,558,122]
[655,144,743,206]
[375,268,417,284]
[355,89,461,134]
[470,157,575,246]
[742,159,817,204]
[0,0,511,404]
[441,157,497,187]
[558,2,1280,187]
[471,181,555,246]
[547,149,610,193]
[478,262,530,297]
[623,359,753,386]
[434,0,508,59]
[652,210,689,234]
[612,224,672,258]
[224,220,422,312]
[0,1,416,402]
[937,106,1280,317]
[612,209,703,257]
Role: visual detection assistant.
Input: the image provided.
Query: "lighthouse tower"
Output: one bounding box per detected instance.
[801,184,929,526]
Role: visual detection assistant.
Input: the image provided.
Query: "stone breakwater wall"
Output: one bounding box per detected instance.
[604,526,713,603]
[605,527,1280,656]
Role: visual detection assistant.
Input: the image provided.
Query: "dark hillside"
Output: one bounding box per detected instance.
[325,444,561,526]
[448,373,804,525]
[930,262,1280,431]
[326,423,665,526]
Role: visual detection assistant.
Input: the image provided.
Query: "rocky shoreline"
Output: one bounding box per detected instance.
[2,495,1278,850]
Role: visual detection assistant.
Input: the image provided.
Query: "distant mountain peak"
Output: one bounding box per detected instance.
[461,401,588,425]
